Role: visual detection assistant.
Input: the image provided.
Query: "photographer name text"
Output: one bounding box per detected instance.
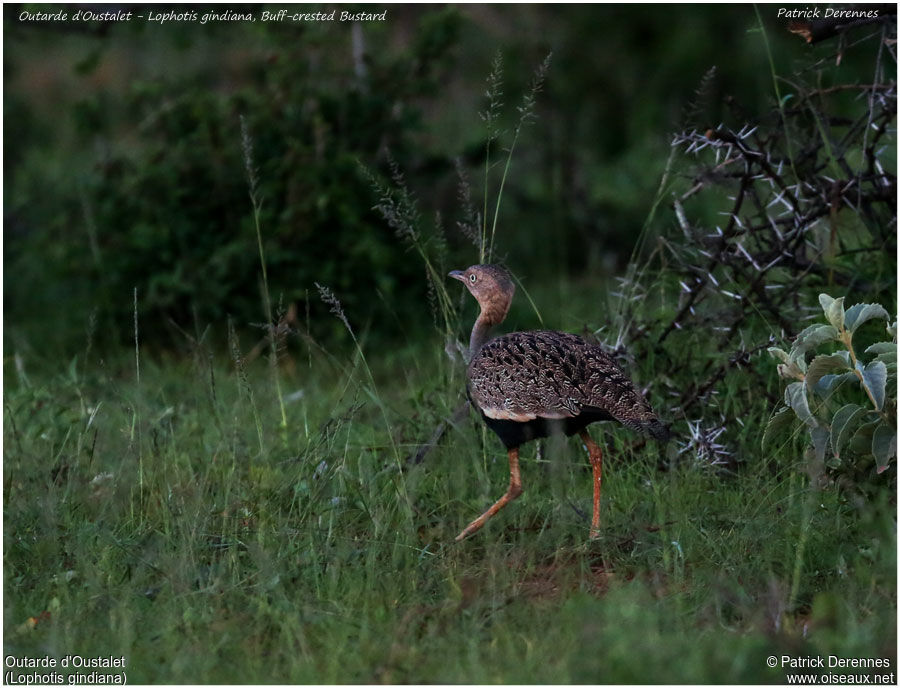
[776,7,880,19]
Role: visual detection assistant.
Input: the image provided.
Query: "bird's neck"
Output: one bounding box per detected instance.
[469,312,493,357]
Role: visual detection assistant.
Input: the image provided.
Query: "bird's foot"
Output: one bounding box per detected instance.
[455,518,485,542]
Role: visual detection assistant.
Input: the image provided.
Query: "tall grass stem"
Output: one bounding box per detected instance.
[241,116,289,440]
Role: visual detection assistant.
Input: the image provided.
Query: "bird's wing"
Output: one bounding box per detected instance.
[467,331,598,420]
[468,330,667,439]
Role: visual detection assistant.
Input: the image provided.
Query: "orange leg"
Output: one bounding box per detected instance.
[579,430,603,539]
[455,447,522,542]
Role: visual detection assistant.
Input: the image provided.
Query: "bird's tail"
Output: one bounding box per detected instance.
[646,419,672,443]
[612,388,671,443]
[618,416,671,443]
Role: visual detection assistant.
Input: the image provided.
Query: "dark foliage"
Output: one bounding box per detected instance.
[5,7,464,349]
[616,21,896,466]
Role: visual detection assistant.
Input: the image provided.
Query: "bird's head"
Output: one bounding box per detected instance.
[448,263,515,326]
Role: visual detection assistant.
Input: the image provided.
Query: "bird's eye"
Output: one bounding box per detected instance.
[469,274,477,283]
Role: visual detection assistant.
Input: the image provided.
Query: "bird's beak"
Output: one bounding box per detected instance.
[448,270,465,282]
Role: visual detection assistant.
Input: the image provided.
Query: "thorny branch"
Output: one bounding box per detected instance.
[620,27,896,458]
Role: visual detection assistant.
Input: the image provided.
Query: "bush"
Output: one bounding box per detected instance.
[5,8,464,349]
[766,294,896,473]
[605,19,897,462]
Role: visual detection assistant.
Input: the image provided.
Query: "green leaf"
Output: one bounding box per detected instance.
[777,363,799,380]
[872,422,896,473]
[767,347,790,364]
[762,406,796,450]
[866,342,897,371]
[791,324,839,354]
[874,354,897,372]
[785,381,817,428]
[865,342,896,356]
[805,353,852,392]
[813,371,857,396]
[794,323,826,339]
[789,351,808,374]
[818,294,845,331]
[830,403,868,459]
[844,303,889,333]
[848,421,878,456]
[810,425,829,464]
[861,360,887,411]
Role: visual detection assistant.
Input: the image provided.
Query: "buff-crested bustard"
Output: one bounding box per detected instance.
[449,264,669,541]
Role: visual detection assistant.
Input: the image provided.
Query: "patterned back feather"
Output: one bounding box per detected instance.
[468,330,669,441]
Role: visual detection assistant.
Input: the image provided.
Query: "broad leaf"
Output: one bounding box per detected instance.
[872,422,896,473]
[865,342,896,356]
[794,322,829,340]
[789,351,808,374]
[762,406,796,450]
[866,342,897,371]
[861,360,887,411]
[873,351,897,371]
[805,353,852,392]
[767,346,790,364]
[830,403,868,459]
[843,303,889,333]
[791,324,839,354]
[848,421,878,456]
[785,381,817,428]
[777,363,800,380]
[818,293,836,315]
[813,371,857,396]
[819,294,845,331]
[769,347,802,379]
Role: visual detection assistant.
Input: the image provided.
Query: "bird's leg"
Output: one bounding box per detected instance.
[455,447,522,542]
[579,430,603,539]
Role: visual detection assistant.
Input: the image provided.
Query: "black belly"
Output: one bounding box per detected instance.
[480,407,615,449]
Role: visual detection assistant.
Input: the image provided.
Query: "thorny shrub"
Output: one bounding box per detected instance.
[615,23,896,466]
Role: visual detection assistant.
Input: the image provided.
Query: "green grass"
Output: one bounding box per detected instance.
[4,316,895,683]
